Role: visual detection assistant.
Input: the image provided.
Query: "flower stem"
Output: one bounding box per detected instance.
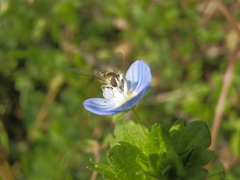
[132,108,147,136]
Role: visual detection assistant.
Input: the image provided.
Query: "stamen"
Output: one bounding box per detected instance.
[127,91,132,95]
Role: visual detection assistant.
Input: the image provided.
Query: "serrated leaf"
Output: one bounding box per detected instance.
[89,120,213,180]
[89,158,110,169]
[102,171,119,180]
[110,119,147,150]
[87,166,119,180]
[112,111,128,122]
[88,159,119,180]
[87,165,104,173]
[177,121,211,153]
[108,142,148,180]
[143,124,171,155]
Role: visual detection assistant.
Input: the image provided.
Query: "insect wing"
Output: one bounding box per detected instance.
[109,52,123,73]
[70,68,95,77]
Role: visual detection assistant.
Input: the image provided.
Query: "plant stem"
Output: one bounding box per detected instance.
[132,108,147,136]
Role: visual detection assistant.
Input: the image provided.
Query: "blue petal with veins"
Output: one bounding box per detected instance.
[83,60,152,115]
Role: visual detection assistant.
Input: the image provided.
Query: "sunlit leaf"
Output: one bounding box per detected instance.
[108,142,149,180]
[110,119,147,150]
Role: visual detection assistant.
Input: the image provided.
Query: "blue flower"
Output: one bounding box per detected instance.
[83,60,152,115]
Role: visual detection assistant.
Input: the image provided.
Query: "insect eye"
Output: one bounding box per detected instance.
[110,77,117,87]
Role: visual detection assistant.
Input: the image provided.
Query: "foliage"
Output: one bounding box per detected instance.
[88,119,214,180]
[0,0,240,179]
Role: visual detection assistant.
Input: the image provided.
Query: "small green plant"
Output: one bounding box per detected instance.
[88,119,214,180]
[79,60,214,180]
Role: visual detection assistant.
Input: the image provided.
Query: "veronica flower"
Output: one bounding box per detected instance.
[83,60,152,115]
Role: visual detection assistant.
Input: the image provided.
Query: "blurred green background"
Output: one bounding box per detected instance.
[1,0,240,179]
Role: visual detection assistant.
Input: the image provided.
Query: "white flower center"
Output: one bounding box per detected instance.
[103,77,137,106]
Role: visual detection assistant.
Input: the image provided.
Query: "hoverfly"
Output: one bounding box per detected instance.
[70,52,124,93]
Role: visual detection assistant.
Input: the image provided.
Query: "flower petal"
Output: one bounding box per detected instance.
[83,60,152,115]
[125,60,152,93]
[114,81,150,112]
[83,98,120,115]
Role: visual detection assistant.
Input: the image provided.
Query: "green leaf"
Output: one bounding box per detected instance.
[186,149,215,167]
[183,167,208,180]
[156,150,184,179]
[178,146,194,166]
[170,119,185,150]
[170,119,185,137]
[177,121,211,153]
[87,165,102,172]
[148,153,160,173]
[143,123,171,155]
[110,119,147,150]
[89,120,213,179]
[88,159,119,180]
[87,166,119,180]
[112,111,128,122]
[89,158,110,169]
[165,149,185,177]
[136,153,150,171]
[143,171,162,179]
[107,142,149,180]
